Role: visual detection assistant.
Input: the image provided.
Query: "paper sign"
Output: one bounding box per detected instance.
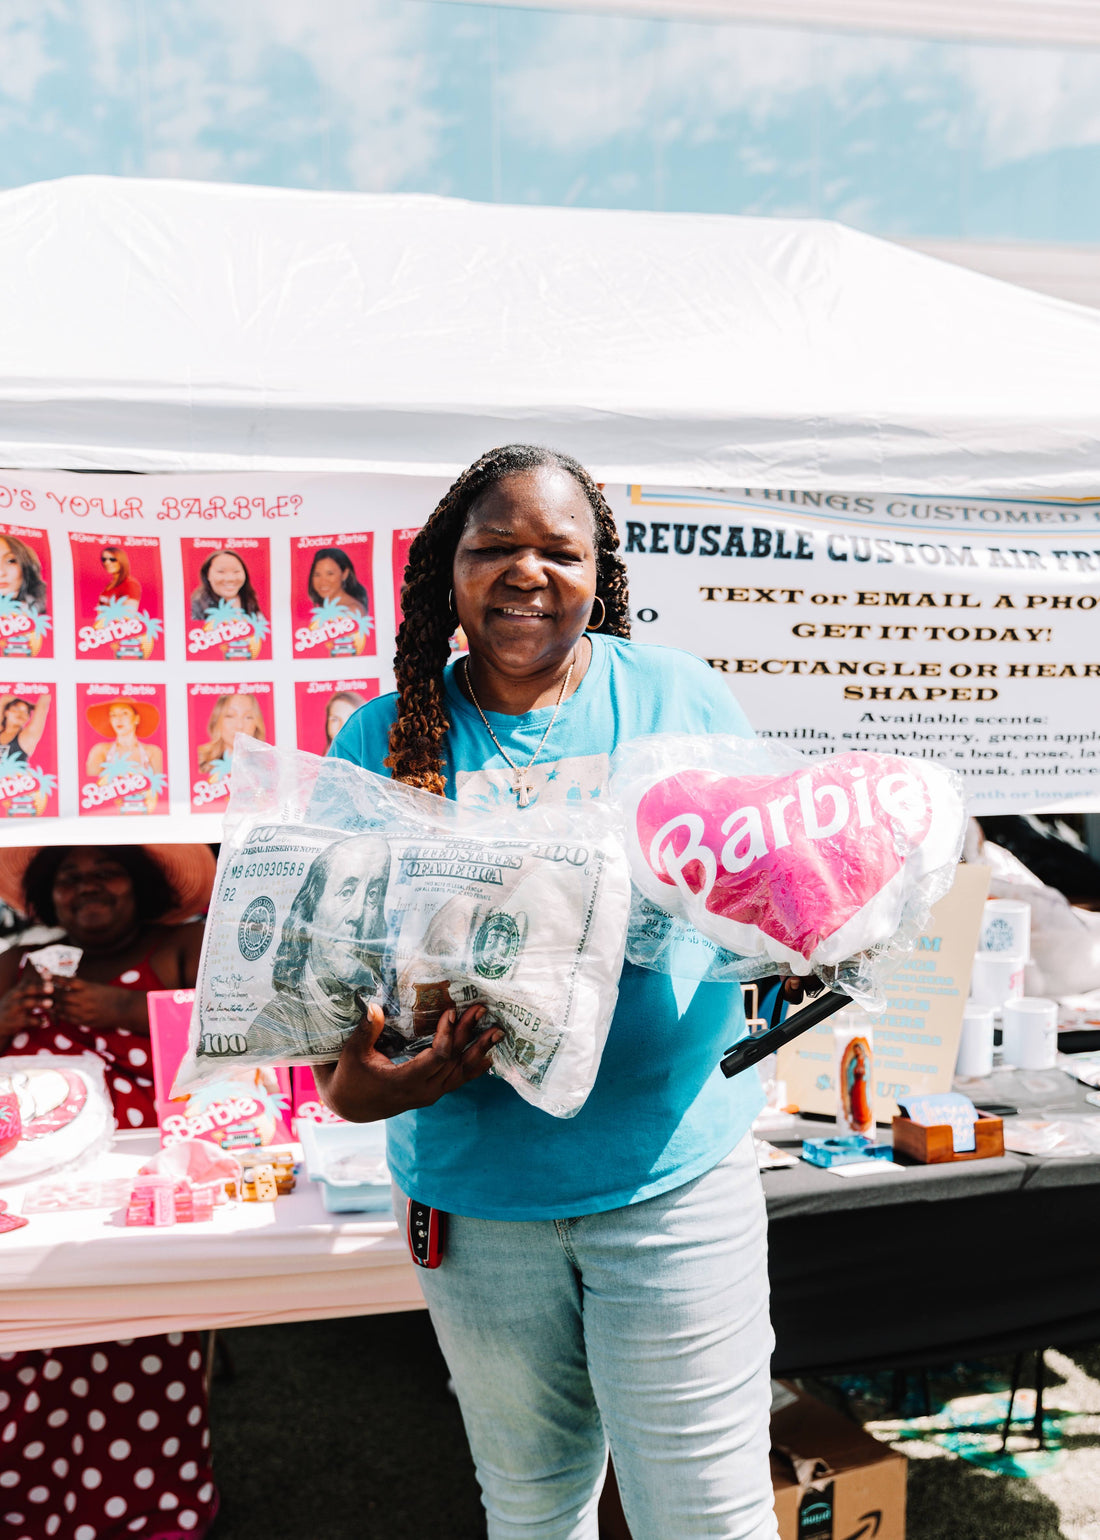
[291,1064,345,1126]
[777,862,990,1119]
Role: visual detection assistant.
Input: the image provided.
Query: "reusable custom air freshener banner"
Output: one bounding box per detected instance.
[613,735,967,1003]
[179,738,631,1119]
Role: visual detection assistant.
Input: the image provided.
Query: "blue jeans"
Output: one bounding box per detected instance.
[409,1134,778,1540]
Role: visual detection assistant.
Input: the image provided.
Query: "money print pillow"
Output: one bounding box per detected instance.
[178,739,631,1120]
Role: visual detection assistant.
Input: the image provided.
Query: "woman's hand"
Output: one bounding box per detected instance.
[51,978,148,1034]
[0,966,53,1041]
[317,1003,503,1123]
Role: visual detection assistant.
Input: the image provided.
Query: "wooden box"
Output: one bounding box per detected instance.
[891,1112,1004,1164]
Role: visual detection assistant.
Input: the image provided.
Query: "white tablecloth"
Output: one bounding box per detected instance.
[0,1132,425,1352]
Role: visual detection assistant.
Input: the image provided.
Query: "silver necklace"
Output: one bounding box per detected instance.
[464,652,576,807]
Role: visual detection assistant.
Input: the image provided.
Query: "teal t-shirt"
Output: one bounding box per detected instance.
[329,635,762,1219]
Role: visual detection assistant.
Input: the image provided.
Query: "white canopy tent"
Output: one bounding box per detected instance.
[1,174,1099,494]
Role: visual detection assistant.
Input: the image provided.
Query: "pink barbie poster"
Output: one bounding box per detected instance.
[0,682,58,818]
[294,678,379,757]
[391,527,420,631]
[149,990,292,1148]
[182,537,272,661]
[291,533,375,659]
[70,533,165,662]
[188,681,274,812]
[0,524,52,659]
[77,683,169,817]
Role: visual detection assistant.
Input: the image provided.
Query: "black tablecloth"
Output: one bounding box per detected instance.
[761,1074,1100,1374]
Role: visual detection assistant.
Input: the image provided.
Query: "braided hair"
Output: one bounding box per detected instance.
[388,444,631,795]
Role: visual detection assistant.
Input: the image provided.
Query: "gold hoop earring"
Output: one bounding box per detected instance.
[448,588,455,617]
[586,596,606,631]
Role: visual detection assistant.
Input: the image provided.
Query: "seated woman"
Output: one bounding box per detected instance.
[0,842,220,1539]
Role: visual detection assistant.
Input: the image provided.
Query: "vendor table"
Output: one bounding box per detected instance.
[5,1078,1100,1369]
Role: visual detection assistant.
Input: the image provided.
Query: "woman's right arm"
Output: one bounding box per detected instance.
[315,1003,501,1123]
[17,692,50,757]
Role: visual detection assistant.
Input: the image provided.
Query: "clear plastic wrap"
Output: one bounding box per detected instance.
[178,738,631,1119]
[0,1053,116,1185]
[612,735,967,1005]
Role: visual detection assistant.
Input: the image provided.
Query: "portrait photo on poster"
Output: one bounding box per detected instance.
[188,683,274,811]
[0,524,52,660]
[291,533,375,659]
[0,682,58,818]
[294,679,379,757]
[391,526,420,631]
[77,683,169,817]
[182,537,272,661]
[70,532,165,661]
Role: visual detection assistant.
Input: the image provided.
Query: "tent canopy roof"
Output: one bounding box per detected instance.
[2,175,1098,493]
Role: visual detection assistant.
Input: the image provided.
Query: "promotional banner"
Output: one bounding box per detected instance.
[0,682,57,819]
[181,537,272,662]
[0,468,1097,845]
[613,485,1100,815]
[0,523,53,660]
[187,681,276,812]
[294,678,380,757]
[70,532,164,662]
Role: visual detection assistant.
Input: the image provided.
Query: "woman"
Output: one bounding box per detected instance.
[322,445,777,1539]
[189,549,263,622]
[0,843,219,1538]
[0,692,50,767]
[0,534,47,612]
[98,545,142,609]
[197,692,266,777]
[307,547,370,617]
[323,689,368,749]
[85,698,164,815]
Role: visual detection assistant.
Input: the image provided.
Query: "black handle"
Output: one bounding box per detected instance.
[721,988,852,1078]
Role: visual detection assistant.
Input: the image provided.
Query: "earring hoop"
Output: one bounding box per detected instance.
[586,595,606,631]
[448,588,455,616]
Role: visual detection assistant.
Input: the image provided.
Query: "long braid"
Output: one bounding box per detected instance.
[387,444,631,794]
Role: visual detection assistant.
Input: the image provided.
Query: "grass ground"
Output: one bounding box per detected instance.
[206,1316,1100,1539]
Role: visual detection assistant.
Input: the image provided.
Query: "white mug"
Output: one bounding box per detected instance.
[956,1003,995,1079]
[1001,997,1058,1070]
[980,899,1031,961]
[970,952,1025,1011]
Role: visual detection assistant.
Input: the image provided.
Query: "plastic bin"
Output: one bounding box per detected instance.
[298,1119,393,1214]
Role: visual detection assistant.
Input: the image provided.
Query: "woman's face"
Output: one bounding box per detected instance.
[312,557,346,601]
[2,701,29,733]
[52,848,136,944]
[109,705,139,737]
[0,539,22,599]
[325,697,356,742]
[452,467,597,681]
[219,694,262,750]
[100,550,121,576]
[208,552,247,602]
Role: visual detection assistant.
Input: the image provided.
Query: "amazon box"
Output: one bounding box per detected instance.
[770,1382,906,1540]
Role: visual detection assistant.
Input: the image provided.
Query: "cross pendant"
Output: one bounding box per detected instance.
[515,773,531,808]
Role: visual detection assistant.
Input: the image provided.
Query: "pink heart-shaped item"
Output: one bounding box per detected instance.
[633,753,937,964]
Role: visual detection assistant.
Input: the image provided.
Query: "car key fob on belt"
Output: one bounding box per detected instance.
[406,1199,445,1268]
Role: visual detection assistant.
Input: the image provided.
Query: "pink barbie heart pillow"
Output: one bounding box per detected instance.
[615,742,966,973]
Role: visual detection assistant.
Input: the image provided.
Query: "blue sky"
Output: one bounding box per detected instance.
[2,0,1100,241]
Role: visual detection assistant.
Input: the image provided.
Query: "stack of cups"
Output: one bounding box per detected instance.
[958,899,1032,1079]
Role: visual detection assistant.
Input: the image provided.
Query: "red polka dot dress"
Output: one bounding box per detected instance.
[0,961,218,1539]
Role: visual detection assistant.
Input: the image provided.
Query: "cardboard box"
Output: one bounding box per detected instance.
[771,1382,906,1540]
